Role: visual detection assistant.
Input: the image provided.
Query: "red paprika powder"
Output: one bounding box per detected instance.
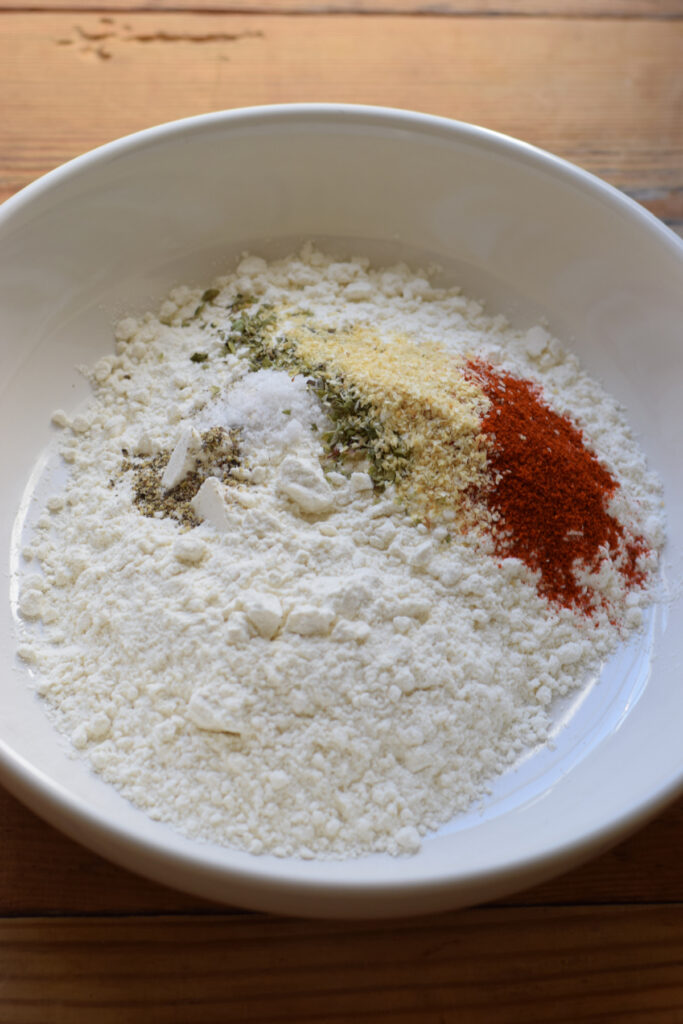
[464,357,649,614]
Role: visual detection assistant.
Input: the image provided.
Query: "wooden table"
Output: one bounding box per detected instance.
[2,0,682,1019]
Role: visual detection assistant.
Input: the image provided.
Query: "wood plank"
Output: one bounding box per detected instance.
[1,13,681,229]
[0,907,682,1022]
[1,0,682,16]
[2,784,683,915]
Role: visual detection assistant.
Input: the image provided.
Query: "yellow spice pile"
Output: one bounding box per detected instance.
[288,320,490,524]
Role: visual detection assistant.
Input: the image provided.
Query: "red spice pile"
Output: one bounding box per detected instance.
[464,357,649,614]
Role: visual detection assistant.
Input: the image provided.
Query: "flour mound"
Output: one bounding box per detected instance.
[15,245,665,859]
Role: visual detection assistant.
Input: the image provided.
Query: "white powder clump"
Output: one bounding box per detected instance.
[211,369,325,465]
[14,245,665,859]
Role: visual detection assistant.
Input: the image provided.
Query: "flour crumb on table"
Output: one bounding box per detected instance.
[15,245,666,859]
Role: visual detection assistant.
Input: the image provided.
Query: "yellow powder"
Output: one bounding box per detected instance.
[288,321,489,523]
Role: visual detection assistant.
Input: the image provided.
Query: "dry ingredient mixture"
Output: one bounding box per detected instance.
[15,246,666,858]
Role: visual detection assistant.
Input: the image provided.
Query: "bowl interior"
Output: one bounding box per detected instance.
[1,107,682,917]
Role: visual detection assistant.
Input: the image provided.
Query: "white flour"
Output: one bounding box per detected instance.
[15,245,665,858]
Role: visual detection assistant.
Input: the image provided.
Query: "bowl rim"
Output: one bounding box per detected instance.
[2,103,682,259]
[1,103,682,916]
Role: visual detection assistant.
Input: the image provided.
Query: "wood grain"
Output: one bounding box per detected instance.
[1,907,682,1023]
[1,12,681,231]
[2,0,682,16]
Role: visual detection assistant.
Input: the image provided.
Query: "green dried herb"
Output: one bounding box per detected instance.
[182,287,222,326]
[224,306,279,361]
[308,374,409,488]
[190,352,209,364]
[230,292,256,313]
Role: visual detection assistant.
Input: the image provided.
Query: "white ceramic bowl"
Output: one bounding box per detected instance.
[1,105,682,918]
